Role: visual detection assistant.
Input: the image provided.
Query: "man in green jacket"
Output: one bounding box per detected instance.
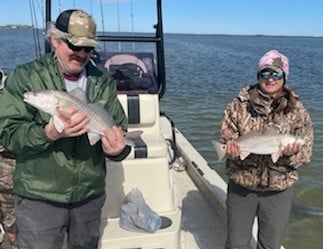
[0,9,130,249]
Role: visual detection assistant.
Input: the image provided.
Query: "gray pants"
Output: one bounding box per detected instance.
[225,180,293,249]
[14,194,106,249]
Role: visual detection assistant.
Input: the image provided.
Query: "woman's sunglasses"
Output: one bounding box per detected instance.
[63,39,94,53]
[259,71,284,80]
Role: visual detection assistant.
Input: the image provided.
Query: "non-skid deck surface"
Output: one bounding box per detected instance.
[174,169,226,249]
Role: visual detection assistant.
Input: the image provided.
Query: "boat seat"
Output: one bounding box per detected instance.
[102,51,165,159]
[102,52,173,222]
[99,194,182,249]
[118,93,167,159]
[103,157,174,218]
[103,93,173,220]
[101,152,180,248]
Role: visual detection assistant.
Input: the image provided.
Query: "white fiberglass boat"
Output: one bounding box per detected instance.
[0,0,281,248]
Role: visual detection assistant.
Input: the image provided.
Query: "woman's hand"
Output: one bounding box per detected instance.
[282,142,303,156]
[225,139,241,158]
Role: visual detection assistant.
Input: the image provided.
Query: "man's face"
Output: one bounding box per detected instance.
[52,37,93,75]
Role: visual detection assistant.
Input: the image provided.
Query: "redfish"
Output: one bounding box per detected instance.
[23,88,142,146]
[212,129,305,163]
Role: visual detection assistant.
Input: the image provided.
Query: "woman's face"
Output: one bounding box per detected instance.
[258,69,285,97]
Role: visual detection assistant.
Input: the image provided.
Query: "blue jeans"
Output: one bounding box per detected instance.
[225,180,293,249]
[14,194,106,249]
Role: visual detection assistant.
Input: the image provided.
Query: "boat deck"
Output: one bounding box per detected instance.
[174,168,226,249]
[0,160,227,249]
[0,171,226,249]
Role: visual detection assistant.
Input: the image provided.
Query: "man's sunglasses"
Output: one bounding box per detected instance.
[259,71,284,80]
[63,39,94,53]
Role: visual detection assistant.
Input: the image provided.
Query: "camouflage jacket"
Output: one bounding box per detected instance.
[0,73,15,193]
[0,152,15,191]
[220,84,313,191]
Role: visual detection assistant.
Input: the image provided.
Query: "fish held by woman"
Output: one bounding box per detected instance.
[212,129,305,163]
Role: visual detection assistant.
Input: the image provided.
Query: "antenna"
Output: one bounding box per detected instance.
[29,0,41,58]
[45,0,51,53]
[58,0,62,13]
[116,0,121,51]
[130,0,135,49]
[99,0,106,52]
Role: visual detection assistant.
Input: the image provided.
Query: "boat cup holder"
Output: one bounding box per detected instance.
[159,216,172,229]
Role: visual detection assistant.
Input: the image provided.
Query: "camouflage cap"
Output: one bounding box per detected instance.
[55,9,97,48]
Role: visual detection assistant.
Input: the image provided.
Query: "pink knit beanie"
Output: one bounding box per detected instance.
[258,50,289,79]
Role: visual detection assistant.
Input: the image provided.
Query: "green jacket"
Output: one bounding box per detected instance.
[0,53,128,203]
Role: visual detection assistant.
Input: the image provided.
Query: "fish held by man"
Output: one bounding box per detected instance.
[212,129,305,163]
[23,88,142,146]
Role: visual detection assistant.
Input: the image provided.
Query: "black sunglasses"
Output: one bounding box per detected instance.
[63,39,94,53]
[259,71,284,80]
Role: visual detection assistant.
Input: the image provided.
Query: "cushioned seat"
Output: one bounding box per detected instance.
[118,94,167,159]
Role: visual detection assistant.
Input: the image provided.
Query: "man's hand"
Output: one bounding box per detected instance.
[101,126,126,156]
[45,106,90,141]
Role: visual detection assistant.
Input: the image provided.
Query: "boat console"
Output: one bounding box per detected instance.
[99,52,182,249]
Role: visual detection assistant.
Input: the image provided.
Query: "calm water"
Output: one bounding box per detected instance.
[161,34,323,249]
[1,30,323,249]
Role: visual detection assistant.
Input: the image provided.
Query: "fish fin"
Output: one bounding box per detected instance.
[212,140,226,161]
[87,132,101,146]
[123,130,143,147]
[125,139,135,147]
[271,152,281,163]
[52,116,65,133]
[239,151,250,160]
[69,88,88,103]
[237,131,261,142]
[125,130,143,140]
[87,130,142,147]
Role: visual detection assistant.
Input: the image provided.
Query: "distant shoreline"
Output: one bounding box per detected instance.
[0,25,321,38]
[0,24,33,29]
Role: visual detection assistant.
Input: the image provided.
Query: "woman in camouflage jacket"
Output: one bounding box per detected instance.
[220,50,313,249]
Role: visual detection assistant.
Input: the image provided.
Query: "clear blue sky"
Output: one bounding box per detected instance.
[1,0,322,36]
